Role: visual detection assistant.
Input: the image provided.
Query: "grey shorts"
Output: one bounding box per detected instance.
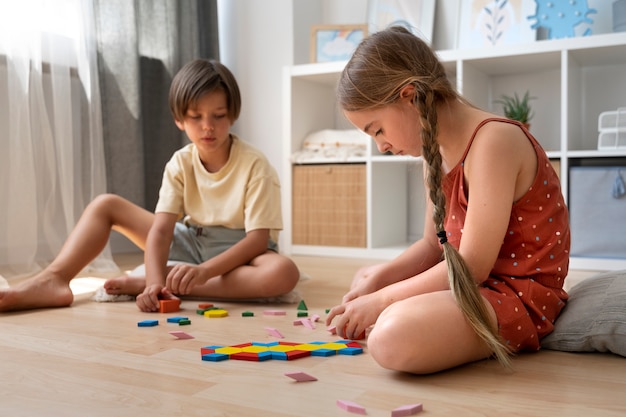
[168,222,278,265]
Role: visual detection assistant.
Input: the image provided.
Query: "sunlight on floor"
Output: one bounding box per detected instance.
[69,267,136,296]
[69,277,108,295]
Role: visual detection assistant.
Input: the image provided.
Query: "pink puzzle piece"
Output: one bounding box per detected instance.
[284,371,317,382]
[263,309,286,316]
[301,318,316,330]
[169,330,194,339]
[391,403,423,416]
[337,399,366,415]
[265,327,284,338]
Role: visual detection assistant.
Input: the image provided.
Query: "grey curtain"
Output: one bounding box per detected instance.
[94,0,219,211]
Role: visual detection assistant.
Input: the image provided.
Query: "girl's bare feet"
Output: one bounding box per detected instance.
[103,275,146,296]
[0,275,74,312]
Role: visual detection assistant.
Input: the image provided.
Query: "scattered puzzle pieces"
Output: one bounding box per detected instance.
[159,299,180,313]
[284,371,317,382]
[337,399,366,415]
[166,316,188,323]
[293,318,315,329]
[200,340,363,362]
[169,330,194,339]
[263,309,286,316]
[204,309,228,318]
[297,299,308,311]
[137,319,158,327]
[265,327,284,338]
[391,403,423,416]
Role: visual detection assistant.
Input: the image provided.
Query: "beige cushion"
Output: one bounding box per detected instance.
[541,270,626,357]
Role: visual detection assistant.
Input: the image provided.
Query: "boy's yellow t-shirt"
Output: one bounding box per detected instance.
[155,135,282,243]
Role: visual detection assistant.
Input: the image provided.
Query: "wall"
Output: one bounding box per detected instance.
[216,0,464,249]
[217,0,293,181]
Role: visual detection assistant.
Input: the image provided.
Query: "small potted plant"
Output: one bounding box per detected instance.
[495,91,535,129]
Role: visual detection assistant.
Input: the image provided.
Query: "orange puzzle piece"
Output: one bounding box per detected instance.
[159,299,181,313]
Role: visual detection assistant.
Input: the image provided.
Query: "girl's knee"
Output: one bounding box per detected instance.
[367,305,434,373]
[368,313,408,371]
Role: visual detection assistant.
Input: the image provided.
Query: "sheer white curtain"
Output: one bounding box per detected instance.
[0,0,116,280]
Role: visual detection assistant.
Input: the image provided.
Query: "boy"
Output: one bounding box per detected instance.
[0,59,299,312]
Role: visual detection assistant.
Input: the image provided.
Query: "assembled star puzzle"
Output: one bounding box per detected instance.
[200,340,363,362]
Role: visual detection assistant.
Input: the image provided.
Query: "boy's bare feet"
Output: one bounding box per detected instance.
[103,275,146,296]
[0,275,74,312]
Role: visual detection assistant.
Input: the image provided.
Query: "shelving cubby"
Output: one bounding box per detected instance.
[282,32,626,269]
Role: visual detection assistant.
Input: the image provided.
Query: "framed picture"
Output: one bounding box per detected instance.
[367,0,436,44]
[310,24,368,63]
[458,0,536,49]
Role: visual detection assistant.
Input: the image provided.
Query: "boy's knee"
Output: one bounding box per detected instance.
[90,193,122,208]
[263,256,299,295]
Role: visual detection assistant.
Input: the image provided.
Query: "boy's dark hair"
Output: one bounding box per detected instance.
[168,59,241,122]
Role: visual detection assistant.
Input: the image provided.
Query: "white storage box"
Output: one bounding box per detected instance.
[598,131,626,150]
[569,166,626,258]
[598,108,626,150]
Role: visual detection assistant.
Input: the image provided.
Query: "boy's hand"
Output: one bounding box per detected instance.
[136,284,177,312]
[166,263,207,295]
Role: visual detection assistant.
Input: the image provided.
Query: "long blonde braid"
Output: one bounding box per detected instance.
[338,26,512,368]
[415,85,512,369]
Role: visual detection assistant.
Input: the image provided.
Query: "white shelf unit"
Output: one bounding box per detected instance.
[282,32,626,270]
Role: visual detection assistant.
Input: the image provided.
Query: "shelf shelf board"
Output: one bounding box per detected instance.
[370,155,422,163]
[569,256,626,271]
[291,158,367,165]
[566,150,626,158]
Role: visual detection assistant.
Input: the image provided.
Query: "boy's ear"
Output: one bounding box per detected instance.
[174,119,185,131]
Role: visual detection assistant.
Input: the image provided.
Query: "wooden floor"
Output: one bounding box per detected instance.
[1,253,625,417]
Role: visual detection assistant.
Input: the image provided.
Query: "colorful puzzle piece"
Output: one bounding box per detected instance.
[159,299,180,313]
[391,403,423,416]
[204,309,228,318]
[263,309,286,316]
[336,399,366,415]
[169,330,194,339]
[284,371,317,382]
[137,319,159,327]
[200,340,363,362]
[265,327,284,338]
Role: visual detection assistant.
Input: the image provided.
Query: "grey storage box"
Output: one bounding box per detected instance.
[569,166,626,258]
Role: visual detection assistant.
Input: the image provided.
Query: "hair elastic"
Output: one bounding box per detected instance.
[436,230,447,244]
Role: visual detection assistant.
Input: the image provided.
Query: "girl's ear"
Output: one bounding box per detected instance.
[399,84,416,104]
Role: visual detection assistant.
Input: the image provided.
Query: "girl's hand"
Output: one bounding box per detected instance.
[165,263,207,295]
[326,292,387,340]
[342,263,386,303]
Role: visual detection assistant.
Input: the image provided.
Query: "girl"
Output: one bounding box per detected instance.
[326,27,570,374]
